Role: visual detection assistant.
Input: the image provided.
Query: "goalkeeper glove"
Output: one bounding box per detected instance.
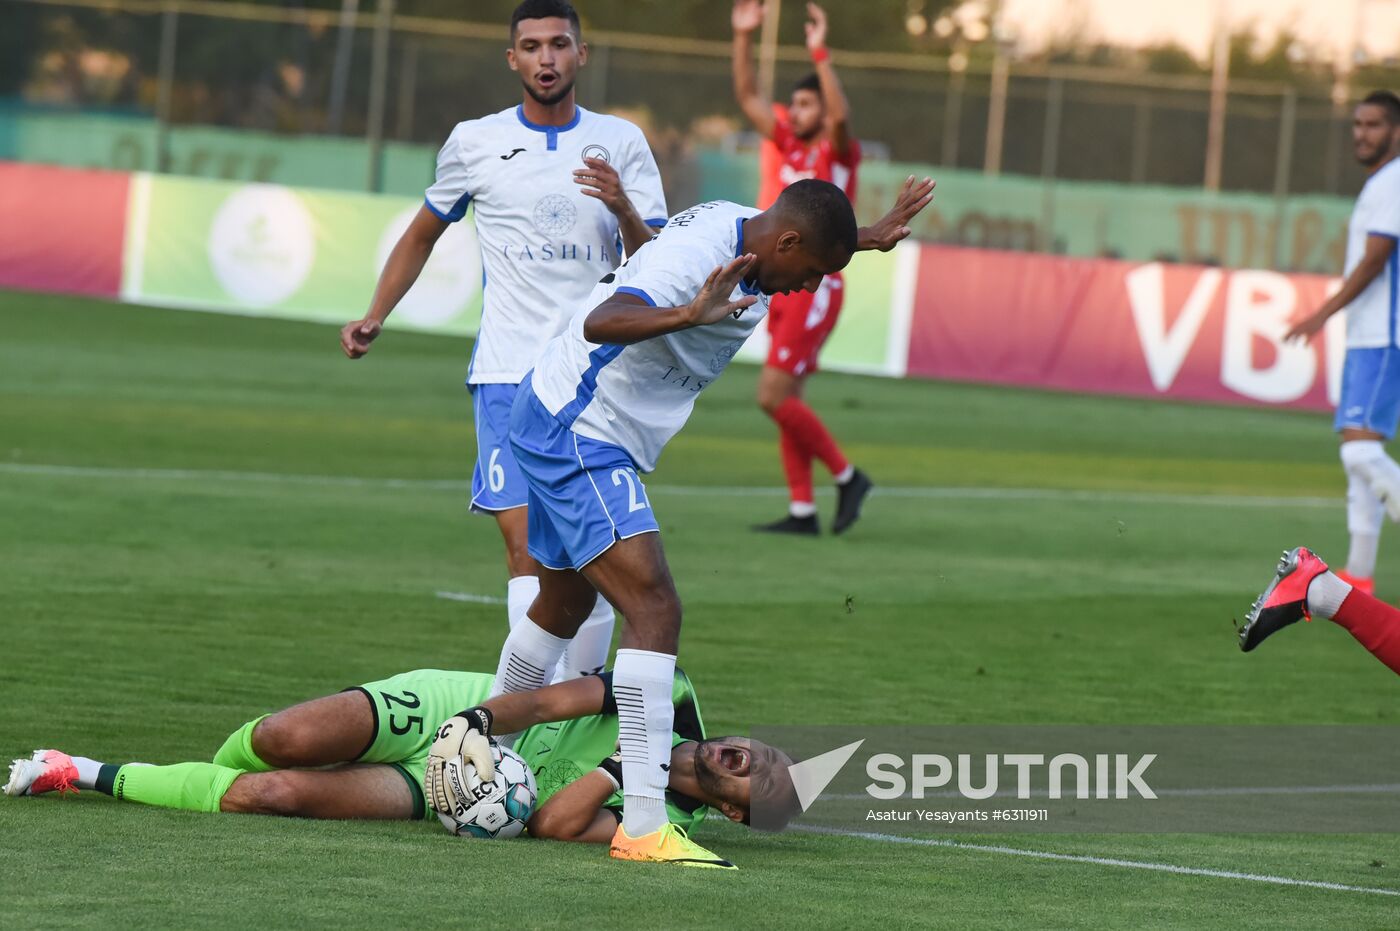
[425,706,495,816]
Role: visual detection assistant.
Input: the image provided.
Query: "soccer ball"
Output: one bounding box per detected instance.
[436,741,538,839]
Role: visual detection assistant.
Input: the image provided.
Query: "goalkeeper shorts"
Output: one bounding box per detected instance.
[345,669,496,820]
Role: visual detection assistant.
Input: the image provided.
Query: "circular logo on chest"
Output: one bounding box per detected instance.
[532,193,578,236]
[581,144,611,163]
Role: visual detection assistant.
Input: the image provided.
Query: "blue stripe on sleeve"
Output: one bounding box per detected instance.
[615,286,657,306]
[644,217,668,228]
[425,192,471,223]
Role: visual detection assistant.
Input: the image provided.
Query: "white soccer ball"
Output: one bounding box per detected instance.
[436,741,538,839]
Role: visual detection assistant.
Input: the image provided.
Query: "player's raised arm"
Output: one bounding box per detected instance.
[339,205,448,358]
[582,254,759,345]
[856,175,935,252]
[731,0,777,138]
[804,3,852,155]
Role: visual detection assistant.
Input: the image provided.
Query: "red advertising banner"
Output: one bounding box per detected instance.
[906,245,1344,411]
[0,161,127,298]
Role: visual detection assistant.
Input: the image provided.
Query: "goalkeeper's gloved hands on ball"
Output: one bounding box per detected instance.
[425,706,495,816]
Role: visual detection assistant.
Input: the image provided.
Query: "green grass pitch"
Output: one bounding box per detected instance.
[3,290,1400,928]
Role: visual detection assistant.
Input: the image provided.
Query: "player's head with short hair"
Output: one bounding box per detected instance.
[788,72,826,141]
[748,178,857,295]
[1353,90,1400,167]
[690,737,802,831]
[507,0,586,107]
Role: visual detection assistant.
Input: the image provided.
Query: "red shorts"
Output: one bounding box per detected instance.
[764,273,844,376]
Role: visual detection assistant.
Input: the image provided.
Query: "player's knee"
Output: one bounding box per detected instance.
[221,772,306,816]
[526,808,569,840]
[756,382,786,415]
[250,714,317,769]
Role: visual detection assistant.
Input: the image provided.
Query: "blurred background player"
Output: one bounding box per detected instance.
[1285,90,1400,596]
[1239,546,1400,677]
[731,0,873,536]
[339,0,668,677]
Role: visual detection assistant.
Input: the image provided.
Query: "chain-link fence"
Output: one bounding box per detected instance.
[0,0,1366,199]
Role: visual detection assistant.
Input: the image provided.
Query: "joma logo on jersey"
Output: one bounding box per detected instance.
[497,242,616,264]
[658,366,709,392]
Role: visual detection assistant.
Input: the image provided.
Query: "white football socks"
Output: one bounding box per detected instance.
[1307,571,1352,620]
[552,598,615,682]
[506,575,541,630]
[614,648,676,837]
[72,756,104,790]
[788,501,817,519]
[490,615,570,699]
[1341,441,1388,577]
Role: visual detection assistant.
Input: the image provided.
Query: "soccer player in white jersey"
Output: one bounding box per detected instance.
[339,0,667,679]
[1286,90,1400,595]
[426,176,935,869]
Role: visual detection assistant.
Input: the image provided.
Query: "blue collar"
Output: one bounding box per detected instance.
[516,105,582,151]
[735,217,761,295]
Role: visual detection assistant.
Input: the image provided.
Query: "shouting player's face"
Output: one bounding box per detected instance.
[788,88,826,141]
[508,17,586,107]
[1353,103,1397,168]
[693,736,798,826]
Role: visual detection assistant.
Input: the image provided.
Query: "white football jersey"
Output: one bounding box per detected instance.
[529,200,769,472]
[425,105,668,383]
[1344,157,1400,348]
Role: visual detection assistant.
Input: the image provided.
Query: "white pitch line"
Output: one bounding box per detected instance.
[820,783,1400,801]
[435,590,507,606]
[792,825,1400,898]
[0,463,1342,509]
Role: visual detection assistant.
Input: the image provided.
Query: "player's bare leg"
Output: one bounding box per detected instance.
[495,503,615,680]
[576,534,734,868]
[221,765,415,819]
[754,364,872,536]
[245,690,378,768]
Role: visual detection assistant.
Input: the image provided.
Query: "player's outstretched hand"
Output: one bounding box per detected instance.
[340,317,382,359]
[732,0,764,34]
[424,709,495,815]
[1283,309,1330,343]
[574,157,628,215]
[860,175,936,252]
[804,2,828,51]
[687,254,759,327]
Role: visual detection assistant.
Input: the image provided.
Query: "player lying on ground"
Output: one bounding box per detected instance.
[1239,546,1400,675]
[4,669,800,848]
[480,176,933,869]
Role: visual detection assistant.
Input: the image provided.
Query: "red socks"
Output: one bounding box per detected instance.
[1330,588,1400,675]
[770,397,849,505]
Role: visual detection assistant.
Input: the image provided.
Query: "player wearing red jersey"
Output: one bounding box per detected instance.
[732,0,872,535]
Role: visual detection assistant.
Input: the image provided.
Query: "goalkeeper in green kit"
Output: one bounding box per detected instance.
[4,668,800,845]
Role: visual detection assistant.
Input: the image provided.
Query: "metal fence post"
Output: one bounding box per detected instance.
[365,0,394,192]
[983,46,1009,176]
[1271,87,1297,269]
[1203,19,1229,191]
[941,58,964,167]
[1040,77,1063,251]
[154,2,179,173]
[327,0,360,135]
[394,37,418,141]
[1130,94,1150,184]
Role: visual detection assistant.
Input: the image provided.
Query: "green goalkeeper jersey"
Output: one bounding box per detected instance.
[514,667,708,833]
